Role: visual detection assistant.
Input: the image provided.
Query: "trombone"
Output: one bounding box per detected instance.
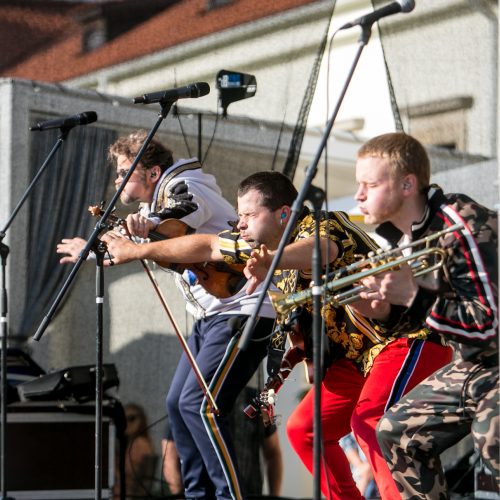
[269,222,463,315]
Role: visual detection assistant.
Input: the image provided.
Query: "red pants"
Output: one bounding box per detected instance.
[286,338,452,500]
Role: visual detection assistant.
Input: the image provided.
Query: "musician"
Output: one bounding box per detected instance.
[351,132,499,497]
[101,171,452,499]
[57,130,275,500]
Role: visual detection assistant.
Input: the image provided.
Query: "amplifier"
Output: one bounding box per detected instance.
[18,364,119,402]
[6,402,115,499]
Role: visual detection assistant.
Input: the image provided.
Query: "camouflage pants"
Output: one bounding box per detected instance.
[376,358,499,499]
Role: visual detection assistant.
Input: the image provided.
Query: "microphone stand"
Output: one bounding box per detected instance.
[238,25,374,499]
[0,242,9,500]
[0,127,73,500]
[308,186,327,500]
[32,99,176,500]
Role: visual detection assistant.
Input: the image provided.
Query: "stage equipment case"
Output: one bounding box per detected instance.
[6,401,115,499]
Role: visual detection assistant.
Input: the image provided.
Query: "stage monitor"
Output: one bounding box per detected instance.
[18,364,119,402]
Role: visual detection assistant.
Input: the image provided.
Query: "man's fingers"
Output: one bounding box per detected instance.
[246,277,258,295]
[101,230,122,243]
[59,256,76,264]
[358,288,381,301]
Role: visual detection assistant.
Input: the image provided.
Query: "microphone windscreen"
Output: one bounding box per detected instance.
[81,111,98,125]
[194,82,210,98]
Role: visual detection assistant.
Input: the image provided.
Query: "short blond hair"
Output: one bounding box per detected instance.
[357,133,430,192]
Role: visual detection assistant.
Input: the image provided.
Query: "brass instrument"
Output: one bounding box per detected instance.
[269,222,463,315]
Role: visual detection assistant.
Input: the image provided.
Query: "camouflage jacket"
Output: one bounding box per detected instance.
[376,185,498,365]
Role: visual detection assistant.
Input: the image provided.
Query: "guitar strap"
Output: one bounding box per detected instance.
[149,158,207,319]
[152,159,202,214]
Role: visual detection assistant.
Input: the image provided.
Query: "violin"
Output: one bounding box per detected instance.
[244,306,313,426]
[89,205,246,299]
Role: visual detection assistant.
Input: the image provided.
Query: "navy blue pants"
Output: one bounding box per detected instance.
[166,314,274,500]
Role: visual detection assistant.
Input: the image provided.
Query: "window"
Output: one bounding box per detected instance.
[82,19,106,52]
[206,0,234,10]
[403,96,473,152]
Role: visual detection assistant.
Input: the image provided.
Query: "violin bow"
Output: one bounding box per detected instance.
[93,206,219,414]
[138,259,219,414]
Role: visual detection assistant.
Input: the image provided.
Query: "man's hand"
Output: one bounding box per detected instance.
[244,244,273,295]
[357,263,418,308]
[125,213,156,239]
[56,237,87,264]
[100,231,141,266]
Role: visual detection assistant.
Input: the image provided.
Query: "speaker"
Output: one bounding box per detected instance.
[18,364,119,402]
[7,401,115,497]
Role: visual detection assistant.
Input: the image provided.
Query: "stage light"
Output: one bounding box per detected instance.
[216,70,256,117]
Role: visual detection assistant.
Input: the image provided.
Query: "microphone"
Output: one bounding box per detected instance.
[30,111,98,131]
[339,0,415,30]
[133,82,210,104]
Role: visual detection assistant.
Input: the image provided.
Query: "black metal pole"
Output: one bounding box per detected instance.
[0,133,68,239]
[94,243,105,500]
[0,242,10,500]
[33,101,174,342]
[32,99,175,499]
[309,187,326,500]
[197,112,202,161]
[0,128,70,500]
[237,27,372,500]
[238,28,371,349]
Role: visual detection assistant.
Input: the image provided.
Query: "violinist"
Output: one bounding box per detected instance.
[57,130,275,500]
[102,170,452,500]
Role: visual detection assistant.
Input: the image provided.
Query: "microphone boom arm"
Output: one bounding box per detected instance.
[238,29,370,350]
[237,27,374,500]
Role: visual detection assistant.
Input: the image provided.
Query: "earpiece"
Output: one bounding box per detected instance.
[281,212,287,219]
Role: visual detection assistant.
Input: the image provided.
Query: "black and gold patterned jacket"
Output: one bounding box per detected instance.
[219,208,421,374]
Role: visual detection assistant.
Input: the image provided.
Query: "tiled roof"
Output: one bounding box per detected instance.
[0,3,78,71]
[0,0,319,82]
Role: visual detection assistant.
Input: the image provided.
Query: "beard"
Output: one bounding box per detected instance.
[117,172,148,205]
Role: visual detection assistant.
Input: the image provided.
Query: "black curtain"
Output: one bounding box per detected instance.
[18,124,117,338]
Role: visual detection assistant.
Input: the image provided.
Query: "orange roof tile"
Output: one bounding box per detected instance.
[0,4,77,70]
[1,0,320,82]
